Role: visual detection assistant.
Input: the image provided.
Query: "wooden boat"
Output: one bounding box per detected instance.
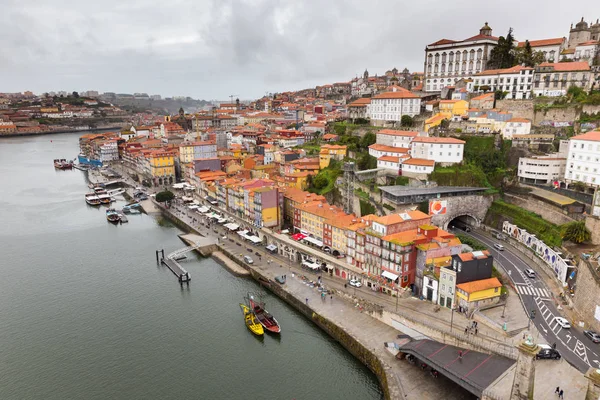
[239,303,264,336]
[85,193,101,206]
[248,294,281,334]
[54,159,73,169]
[106,208,121,224]
[97,194,112,204]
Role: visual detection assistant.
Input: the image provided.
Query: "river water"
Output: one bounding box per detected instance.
[0,133,382,400]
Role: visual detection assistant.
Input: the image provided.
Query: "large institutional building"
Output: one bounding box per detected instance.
[424,23,499,93]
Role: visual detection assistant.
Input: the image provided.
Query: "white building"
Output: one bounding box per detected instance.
[517,38,566,62]
[470,65,534,100]
[401,158,435,178]
[533,61,592,97]
[502,118,532,139]
[368,144,410,159]
[99,141,119,162]
[565,130,600,188]
[375,129,419,148]
[574,40,600,65]
[368,86,421,126]
[424,22,499,92]
[377,155,403,172]
[518,155,566,184]
[410,137,465,166]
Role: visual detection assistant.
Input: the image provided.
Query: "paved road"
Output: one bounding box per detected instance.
[464,229,597,373]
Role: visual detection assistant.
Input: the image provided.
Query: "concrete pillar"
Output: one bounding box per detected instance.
[584,368,600,400]
[510,340,539,400]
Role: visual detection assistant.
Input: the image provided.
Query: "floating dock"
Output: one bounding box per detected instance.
[156,250,191,283]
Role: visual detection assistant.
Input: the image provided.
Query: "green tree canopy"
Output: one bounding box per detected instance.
[562,221,591,244]
[359,132,376,149]
[401,115,414,127]
[155,190,175,203]
[312,174,329,190]
[488,28,516,69]
[514,41,545,67]
[357,154,377,170]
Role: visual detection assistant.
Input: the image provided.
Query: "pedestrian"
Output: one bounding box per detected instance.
[555,387,560,396]
[559,389,564,399]
[475,328,478,335]
[459,350,463,359]
[305,298,308,305]
[330,295,333,301]
[465,327,468,334]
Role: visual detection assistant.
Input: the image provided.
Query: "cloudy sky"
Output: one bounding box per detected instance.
[0,0,596,100]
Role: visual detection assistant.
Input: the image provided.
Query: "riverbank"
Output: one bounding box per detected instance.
[0,126,123,138]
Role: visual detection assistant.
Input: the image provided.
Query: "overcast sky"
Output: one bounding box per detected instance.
[0,0,596,100]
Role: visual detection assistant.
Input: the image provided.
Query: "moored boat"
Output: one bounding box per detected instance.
[106,208,121,224]
[239,303,264,336]
[97,194,112,204]
[54,159,73,170]
[248,294,281,334]
[85,193,101,206]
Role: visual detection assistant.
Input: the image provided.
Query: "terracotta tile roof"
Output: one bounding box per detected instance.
[378,129,419,137]
[378,155,401,163]
[372,87,419,100]
[322,134,339,140]
[458,250,491,261]
[476,65,533,76]
[375,210,430,226]
[428,39,458,46]
[517,38,564,47]
[462,34,499,42]
[507,118,531,123]
[571,131,600,142]
[368,144,410,153]
[402,158,435,167]
[471,92,495,101]
[383,229,425,245]
[456,277,502,294]
[348,98,372,107]
[577,40,600,46]
[411,136,465,144]
[538,61,590,71]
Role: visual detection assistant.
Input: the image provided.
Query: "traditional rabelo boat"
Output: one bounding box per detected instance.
[106,208,121,224]
[239,303,264,336]
[248,293,281,334]
[53,159,73,169]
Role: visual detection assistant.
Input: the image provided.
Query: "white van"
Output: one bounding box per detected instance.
[494,244,505,251]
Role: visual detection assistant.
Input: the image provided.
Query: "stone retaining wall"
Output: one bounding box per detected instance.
[503,193,576,226]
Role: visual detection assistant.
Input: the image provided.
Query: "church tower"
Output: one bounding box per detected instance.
[479,22,492,36]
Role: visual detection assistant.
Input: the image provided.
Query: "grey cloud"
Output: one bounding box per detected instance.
[0,0,597,99]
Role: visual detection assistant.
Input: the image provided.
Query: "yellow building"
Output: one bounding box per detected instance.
[456,277,502,309]
[179,143,195,163]
[439,99,468,117]
[319,144,347,169]
[424,114,447,132]
[148,151,175,186]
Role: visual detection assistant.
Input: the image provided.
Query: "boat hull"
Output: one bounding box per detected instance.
[249,298,281,333]
[240,304,264,336]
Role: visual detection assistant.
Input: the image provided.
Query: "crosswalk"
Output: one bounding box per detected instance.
[515,285,550,298]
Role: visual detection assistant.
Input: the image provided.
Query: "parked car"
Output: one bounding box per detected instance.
[585,330,600,343]
[524,269,536,279]
[553,317,571,329]
[348,279,362,288]
[536,344,561,360]
[493,244,505,251]
[243,256,254,264]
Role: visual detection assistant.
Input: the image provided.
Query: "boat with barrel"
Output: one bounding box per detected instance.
[54,159,73,170]
[239,303,264,336]
[106,208,121,224]
[85,193,101,206]
[248,293,281,334]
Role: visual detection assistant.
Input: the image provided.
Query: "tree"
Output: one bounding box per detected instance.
[514,41,545,67]
[562,221,591,244]
[488,28,516,69]
[357,154,377,170]
[401,115,414,127]
[72,91,79,98]
[359,132,376,149]
[312,174,329,190]
[155,190,175,205]
[495,90,509,100]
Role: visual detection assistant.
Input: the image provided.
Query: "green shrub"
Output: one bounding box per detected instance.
[360,200,376,216]
[455,233,486,251]
[383,203,395,211]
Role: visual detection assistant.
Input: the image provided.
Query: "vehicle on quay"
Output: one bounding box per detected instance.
[54,159,73,170]
[585,330,600,343]
[243,256,254,264]
[106,208,121,224]
[248,293,281,334]
[536,344,561,360]
[493,244,505,251]
[85,193,101,206]
[275,275,286,285]
[553,317,571,329]
[239,303,264,336]
[349,279,362,288]
[524,269,536,278]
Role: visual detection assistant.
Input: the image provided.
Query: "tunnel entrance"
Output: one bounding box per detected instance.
[448,215,478,232]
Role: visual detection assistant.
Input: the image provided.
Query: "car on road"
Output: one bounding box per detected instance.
[348,279,362,288]
[243,256,254,264]
[585,330,600,343]
[553,317,571,329]
[493,244,505,251]
[524,269,536,278]
[536,344,561,360]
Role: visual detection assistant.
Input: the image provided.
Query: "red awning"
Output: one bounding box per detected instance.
[292,233,307,241]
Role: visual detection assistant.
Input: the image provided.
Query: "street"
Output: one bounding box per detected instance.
[465,229,597,373]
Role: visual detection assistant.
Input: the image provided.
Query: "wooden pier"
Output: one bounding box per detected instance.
[156,249,191,283]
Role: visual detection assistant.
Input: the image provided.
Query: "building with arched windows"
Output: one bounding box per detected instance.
[424,23,499,93]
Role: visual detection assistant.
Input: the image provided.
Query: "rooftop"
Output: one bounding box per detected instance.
[517,38,564,47]
[379,186,488,197]
[571,130,600,142]
[456,277,502,293]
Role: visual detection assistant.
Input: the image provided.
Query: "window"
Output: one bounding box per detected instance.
[442,284,446,291]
